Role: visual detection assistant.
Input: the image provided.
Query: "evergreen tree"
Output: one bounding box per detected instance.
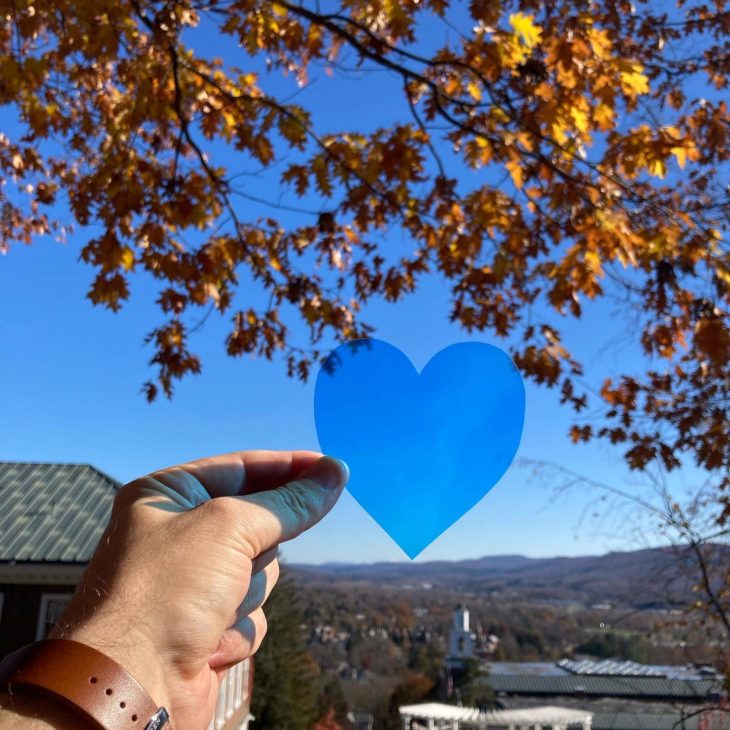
[408,642,444,682]
[456,659,494,710]
[316,676,351,729]
[251,571,319,729]
[374,674,435,730]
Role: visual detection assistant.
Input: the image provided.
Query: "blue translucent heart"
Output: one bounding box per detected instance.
[314,339,525,558]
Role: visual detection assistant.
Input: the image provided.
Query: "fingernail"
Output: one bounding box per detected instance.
[332,457,350,486]
[313,456,349,490]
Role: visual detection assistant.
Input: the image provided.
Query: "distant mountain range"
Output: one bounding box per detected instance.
[290,545,730,608]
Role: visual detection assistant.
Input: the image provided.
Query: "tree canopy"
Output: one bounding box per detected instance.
[249,572,320,728]
[2,3,728,525]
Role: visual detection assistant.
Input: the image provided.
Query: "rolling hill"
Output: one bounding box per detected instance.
[290,544,730,608]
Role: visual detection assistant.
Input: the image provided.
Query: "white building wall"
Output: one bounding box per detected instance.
[449,605,474,659]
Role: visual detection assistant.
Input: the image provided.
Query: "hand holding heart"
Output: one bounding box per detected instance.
[49,452,349,730]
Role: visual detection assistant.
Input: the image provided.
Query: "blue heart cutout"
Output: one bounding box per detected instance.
[314,339,525,558]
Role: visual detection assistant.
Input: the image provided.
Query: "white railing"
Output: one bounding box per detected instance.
[207,659,251,730]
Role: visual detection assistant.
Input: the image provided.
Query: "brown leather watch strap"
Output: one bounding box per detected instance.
[0,639,169,729]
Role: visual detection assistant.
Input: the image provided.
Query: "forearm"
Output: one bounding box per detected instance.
[0,690,94,729]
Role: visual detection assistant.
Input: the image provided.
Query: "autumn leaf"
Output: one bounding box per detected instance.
[120,247,135,271]
[509,12,543,48]
[695,318,730,367]
[467,80,482,101]
[619,61,650,97]
[505,158,524,188]
[593,103,615,130]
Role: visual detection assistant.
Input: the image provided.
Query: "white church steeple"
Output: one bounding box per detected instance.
[447,603,474,665]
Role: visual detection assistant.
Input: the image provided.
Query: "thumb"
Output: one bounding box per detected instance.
[236,455,349,556]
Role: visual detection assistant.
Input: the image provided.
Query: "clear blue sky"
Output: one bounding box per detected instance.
[1,236,689,563]
[0,7,699,563]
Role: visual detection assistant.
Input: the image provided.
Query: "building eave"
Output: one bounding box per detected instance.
[0,562,86,584]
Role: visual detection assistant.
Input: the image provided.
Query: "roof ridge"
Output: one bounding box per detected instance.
[0,460,95,467]
[0,462,121,489]
[79,464,123,490]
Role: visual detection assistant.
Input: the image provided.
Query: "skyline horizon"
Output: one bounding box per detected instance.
[286,540,708,565]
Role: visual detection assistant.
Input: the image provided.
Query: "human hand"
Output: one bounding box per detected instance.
[52,450,348,730]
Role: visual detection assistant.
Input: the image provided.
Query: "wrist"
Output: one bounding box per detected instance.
[0,638,172,730]
[0,690,93,730]
[59,621,172,714]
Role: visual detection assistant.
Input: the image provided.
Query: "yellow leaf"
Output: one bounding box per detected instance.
[715,265,730,286]
[585,250,603,276]
[509,13,543,49]
[551,122,569,146]
[588,28,613,60]
[620,62,650,97]
[120,247,135,271]
[570,106,590,134]
[467,81,482,102]
[515,131,534,152]
[593,103,614,130]
[503,39,529,68]
[647,157,666,178]
[506,158,524,189]
[671,141,698,168]
[221,109,237,128]
[672,146,688,168]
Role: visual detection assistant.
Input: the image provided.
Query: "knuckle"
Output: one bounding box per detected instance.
[189,497,241,544]
[113,481,143,511]
[200,495,236,523]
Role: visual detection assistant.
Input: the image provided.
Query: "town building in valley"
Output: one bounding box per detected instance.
[446,604,475,668]
[433,604,727,730]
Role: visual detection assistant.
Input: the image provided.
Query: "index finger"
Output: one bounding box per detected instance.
[152,449,323,499]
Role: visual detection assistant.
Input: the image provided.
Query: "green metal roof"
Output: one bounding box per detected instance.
[592,712,701,730]
[0,462,119,563]
[486,674,720,700]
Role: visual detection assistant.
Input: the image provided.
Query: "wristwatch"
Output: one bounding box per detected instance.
[0,639,170,729]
